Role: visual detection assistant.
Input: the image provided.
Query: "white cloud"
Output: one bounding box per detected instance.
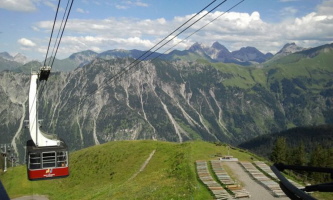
[18,38,36,47]
[280,7,298,18]
[76,8,89,14]
[115,5,128,10]
[32,26,40,31]
[316,0,333,15]
[0,0,64,12]
[127,1,149,7]
[43,1,55,10]
[282,12,333,41]
[0,0,38,12]
[115,0,148,10]
[32,1,333,58]
[37,47,47,54]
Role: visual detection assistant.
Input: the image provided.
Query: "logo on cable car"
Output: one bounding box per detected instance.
[44,168,55,177]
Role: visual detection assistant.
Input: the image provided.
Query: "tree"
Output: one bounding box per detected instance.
[309,144,329,183]
[293,141,307,166]
[327,148,333,168]
[271,137,287,163]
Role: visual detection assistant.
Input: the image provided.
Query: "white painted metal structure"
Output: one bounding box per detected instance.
[28,72,60,147]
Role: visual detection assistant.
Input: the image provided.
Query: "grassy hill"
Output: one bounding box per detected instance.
[1,140,332,199]
[0,140,255,200]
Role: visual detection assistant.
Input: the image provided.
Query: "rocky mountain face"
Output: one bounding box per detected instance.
[231,47,273,63]
[0,57,21,72]
[275,42,305,57]
[0,52,13,60]
[13,53,29,64]
[0,53,23,71]
[68,50,98,67]
[1,43,333,163]
[0,52,29,64]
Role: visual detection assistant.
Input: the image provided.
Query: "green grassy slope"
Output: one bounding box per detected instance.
[1,140,331,199]
[210,45,333,91]
[207,45,333,131]
[0,140,255,200]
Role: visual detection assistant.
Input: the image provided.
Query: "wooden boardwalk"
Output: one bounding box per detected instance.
[253,161,278,179]
[253,161,304,190]
[239,161,286,197]
[196,160,231,200]
[210,160,251,198]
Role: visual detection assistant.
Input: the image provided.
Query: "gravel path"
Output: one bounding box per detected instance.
[224,162,290,200]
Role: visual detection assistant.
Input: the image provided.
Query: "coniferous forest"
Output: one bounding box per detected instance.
[239,124,333,184]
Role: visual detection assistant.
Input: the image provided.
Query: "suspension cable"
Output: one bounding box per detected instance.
[123,0,246,83]
[162,0,246,56]
[43,0,61,67]
[74,0,245,108]
[129,0,219,64]
[50,0,75,69]
[105,0,228,84]
[30,0,74,132]
[47,0,72,68]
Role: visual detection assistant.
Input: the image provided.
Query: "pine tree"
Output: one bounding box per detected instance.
[327,148,333,168]
[294,141,307,166]
[286,146,296,165]
[309,144,328,183]
[271,137,287,164]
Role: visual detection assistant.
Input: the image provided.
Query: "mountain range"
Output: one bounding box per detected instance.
[0,52,29,64]
[185,42,274,65]
[0,42,332,163]
[0,41,304,73]
[0,52,30,71]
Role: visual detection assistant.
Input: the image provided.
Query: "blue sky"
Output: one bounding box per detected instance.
[0,0,332,60]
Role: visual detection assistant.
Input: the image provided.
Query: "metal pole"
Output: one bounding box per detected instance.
[36,83,38,147]
[4,145,7,172]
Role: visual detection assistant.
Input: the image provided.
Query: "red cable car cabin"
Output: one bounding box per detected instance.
[26,70,69,180]
[27,140,69,180]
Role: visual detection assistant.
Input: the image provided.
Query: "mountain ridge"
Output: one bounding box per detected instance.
[0,52,30,64]
[276,42,305,56]
[1,41,314,72]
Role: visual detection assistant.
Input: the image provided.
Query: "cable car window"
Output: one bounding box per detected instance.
[57,151,68,167]
[29,153,41,169]
[42,152,56,168]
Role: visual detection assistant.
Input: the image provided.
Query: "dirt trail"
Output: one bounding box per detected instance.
[128,149,156,181]
[12,195,48,200]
